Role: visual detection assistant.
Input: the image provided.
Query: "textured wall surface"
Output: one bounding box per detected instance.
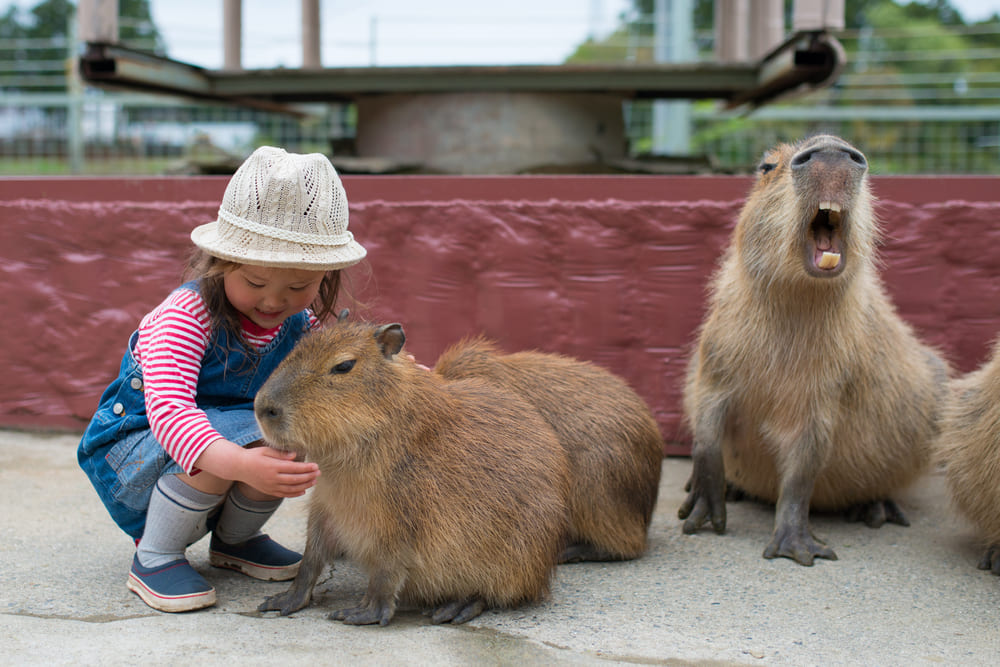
[2,175,997,455]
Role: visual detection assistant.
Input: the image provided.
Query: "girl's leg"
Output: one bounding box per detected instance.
[209,482,301,581]
[127,473,226,613]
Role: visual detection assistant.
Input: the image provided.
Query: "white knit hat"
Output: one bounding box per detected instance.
[190,146,367,270]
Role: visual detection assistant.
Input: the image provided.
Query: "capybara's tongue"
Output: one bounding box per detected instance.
[815,228,833,251]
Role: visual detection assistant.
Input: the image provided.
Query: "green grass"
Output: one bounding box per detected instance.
[0,157,177,176]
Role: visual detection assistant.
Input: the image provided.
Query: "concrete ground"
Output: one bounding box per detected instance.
[2,429,998,666]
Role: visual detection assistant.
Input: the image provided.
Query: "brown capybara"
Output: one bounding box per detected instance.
[937,337,1000,575]
[434,337,663,562]
[679,134,949,566]
[255,319,571,626]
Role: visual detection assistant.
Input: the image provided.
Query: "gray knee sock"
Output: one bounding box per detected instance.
[137,475,224,569]
[212,486,282,546]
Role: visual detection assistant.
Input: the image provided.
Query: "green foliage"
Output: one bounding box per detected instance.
[2,0,165,92]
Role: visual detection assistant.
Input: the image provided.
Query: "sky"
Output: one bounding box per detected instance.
[3,0,1000,69]
[158,0,634,69]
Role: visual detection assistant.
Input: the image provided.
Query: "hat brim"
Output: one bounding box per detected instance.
[191,221,367,271]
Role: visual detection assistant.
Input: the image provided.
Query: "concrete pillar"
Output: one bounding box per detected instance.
[653,0,694,155]
[749,0,785,59]
[793,0,846,31]
[355,93,626,174]
[302,0,321,69]
[223,0,242,71]
[77,0,118,43]
[714,0,749,63]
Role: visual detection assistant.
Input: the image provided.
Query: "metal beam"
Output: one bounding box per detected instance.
[77,32,845,111]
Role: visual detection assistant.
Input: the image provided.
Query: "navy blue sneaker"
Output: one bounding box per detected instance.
[209,534,301,581]
[126,555,216,613]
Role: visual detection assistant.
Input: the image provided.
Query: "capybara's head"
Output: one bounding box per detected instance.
[255,320,406,461]
[736,134,875,285]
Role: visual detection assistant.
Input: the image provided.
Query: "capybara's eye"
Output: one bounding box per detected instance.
[331,359,356,374]
[758,161,777,174]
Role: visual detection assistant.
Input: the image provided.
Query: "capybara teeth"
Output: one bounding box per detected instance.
[819,201,842,212]
[818,251,841,269]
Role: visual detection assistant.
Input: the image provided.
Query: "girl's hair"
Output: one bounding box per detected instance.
[183,248,343,352]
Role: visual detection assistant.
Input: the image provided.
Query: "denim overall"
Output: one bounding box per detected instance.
[77,282,312,539]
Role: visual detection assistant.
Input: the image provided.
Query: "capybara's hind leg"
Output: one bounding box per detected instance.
[845,499,910,528]
[430,597,487,624]
[978,545,1000,575]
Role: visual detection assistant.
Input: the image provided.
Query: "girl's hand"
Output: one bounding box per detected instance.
[236,446,320,498]
[404,352,431,372]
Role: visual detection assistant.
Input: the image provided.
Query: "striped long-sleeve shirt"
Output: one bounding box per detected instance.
[133,288,317,473]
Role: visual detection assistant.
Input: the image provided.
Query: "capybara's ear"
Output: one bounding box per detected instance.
[337,308,350,322]
[375,324,405,359]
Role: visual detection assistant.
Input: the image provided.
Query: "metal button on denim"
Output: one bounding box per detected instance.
[130,377,142,390]
[112,402,125,415]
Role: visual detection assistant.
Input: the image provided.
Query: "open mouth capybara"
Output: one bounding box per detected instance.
[678,134,950,566]
[254,318,571,625]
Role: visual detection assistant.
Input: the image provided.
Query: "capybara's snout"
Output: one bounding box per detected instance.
[254,395,283,429]
[790,136,868,202]
[791,136,867,174]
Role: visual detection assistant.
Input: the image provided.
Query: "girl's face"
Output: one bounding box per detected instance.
[224,265,326,329]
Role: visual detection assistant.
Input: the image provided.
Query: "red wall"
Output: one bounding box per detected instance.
[2,175,998,455]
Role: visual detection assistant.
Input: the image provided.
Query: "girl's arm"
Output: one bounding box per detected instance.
[139,292,318,495]
[192,438,319,498]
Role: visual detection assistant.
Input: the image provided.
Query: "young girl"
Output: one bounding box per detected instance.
[78,146,367,613]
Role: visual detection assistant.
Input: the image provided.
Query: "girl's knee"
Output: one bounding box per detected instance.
[178,471,233,496]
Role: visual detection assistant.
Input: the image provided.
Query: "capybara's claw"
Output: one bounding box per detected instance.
[430,598,487,624]
[845,499,910,528]
[258,590,310,616]
[763,524,838,566]
[977,544,1000,575]
[332,601,394,626]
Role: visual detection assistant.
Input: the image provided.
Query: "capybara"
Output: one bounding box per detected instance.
[678,134,949,566]
[937,337,1000,575]
[434,337,663,562]
[255,319,571,625]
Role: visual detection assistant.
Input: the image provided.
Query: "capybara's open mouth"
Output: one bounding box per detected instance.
[807,201,844,276]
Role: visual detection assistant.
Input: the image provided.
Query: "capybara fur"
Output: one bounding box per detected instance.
[679,134,949,566]
[937,337,1000,574]
[255,320,571,625]
[434,337,663,562]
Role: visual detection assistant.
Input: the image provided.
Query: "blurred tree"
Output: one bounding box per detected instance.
[3,0,166,92]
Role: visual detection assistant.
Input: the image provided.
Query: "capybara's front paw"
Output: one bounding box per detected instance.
[331,600,394,626]
[977,544,1000,575]
[763,523,838,566]
[845,499,909,528]
[258,589,311,616]
[678,484,726,535]
[430,597,487,624]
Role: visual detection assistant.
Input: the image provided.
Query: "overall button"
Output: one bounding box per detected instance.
[112,403,125,416]
[130,377,143,391]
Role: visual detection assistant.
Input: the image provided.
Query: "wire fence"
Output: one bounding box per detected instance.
[1,16,999,175]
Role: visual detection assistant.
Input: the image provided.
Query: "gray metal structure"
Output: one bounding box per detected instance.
[74,1,847,173]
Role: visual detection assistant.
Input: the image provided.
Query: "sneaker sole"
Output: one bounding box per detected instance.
[127,572,216,613]
[209,551,300,581]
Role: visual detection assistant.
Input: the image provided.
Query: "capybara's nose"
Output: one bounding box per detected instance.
[791,143,867,172]
[255,401,283,424]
